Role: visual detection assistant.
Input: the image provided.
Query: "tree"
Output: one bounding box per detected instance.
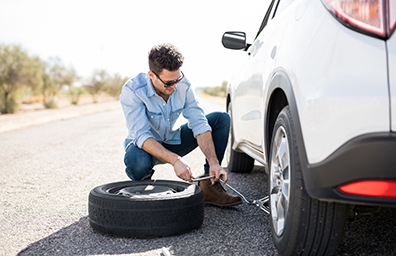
[0,44,43,114]
[85,69,109,103]
[106,73,126,98]
[69,86,86,105]
[42,57,77,108]
[23,56,45,102]
[61,66,81,105]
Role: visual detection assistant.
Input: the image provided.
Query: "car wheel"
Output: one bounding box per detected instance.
[269,106,347,255]
[225,102,254,173]
[88,180,204,238]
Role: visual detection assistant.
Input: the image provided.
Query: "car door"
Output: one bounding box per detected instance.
[232,0,276,149]
[233,0,293,150]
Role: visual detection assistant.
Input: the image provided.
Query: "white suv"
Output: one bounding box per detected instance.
[222,0,396,255]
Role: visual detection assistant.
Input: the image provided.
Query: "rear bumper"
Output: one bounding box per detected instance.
[303,132,396,206]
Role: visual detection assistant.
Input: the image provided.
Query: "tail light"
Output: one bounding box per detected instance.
[338,180,396,198]
[322,0,396,39]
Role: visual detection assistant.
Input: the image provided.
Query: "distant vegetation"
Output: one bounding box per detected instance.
[0,44,127,114]
[0,43,230,114]
[203,81,227,97]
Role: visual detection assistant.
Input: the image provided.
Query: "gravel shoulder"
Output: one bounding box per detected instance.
[0,97,121,133]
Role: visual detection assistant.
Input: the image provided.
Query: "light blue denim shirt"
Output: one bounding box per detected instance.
[120,72,211,149]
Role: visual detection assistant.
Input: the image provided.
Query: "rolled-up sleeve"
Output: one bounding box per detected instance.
[120,84,153,148]
[182,86,212,137]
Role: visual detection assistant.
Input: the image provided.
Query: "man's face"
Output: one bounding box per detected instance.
[148,69,182,97]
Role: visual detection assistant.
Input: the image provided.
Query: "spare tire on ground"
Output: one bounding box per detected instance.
[88,180,204,238]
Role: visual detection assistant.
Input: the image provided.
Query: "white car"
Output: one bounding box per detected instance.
[222,0,396,255]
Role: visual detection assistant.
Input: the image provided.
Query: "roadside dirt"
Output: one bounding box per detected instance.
[16,94,115,114]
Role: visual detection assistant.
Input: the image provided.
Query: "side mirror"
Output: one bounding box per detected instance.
[222,31,247,50]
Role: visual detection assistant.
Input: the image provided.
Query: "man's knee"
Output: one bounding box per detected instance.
[125,167,153,180]
[207,111,230,130]
[219,111,230,125]
[124,146,153,180]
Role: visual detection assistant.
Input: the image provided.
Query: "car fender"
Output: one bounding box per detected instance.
[264,70,311,191]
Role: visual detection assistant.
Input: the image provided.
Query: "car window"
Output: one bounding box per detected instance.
[255,0,277,39]
[255,0,295,39]
[269,0,280,19]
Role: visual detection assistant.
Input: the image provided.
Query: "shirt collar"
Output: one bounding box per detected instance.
[146,74,156,97]
[145,73,178,97]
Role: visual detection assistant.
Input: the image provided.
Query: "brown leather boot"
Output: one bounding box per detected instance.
[198,175,242,207]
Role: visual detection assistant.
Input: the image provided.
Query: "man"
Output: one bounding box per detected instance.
[120,43,241,207]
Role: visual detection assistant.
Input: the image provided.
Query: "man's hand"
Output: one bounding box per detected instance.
[209,162,228,185]
[142,139,195,182]
[173,157,195,182]
[195,131,229,185]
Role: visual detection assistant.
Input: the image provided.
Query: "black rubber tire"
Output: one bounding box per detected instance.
[269,106,347,256]
[226,102,254,173]
[88,180,204,238]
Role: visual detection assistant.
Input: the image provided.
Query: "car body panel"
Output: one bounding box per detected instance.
[305,132,396,205]
[284,0,389,164]
[389,32,396,131]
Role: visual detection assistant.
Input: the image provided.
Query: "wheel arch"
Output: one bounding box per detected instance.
[264,71,309,180]
[266,88,288,160]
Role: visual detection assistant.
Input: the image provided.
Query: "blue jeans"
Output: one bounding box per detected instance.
[124,111,230,180]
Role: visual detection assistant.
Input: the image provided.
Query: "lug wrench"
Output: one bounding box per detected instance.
[191,175,270,214]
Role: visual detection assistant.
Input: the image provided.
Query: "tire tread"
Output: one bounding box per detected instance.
[270,106,346,256]
[88,180,204,238]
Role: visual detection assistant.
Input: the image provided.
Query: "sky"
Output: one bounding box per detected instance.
[0,0,270,87]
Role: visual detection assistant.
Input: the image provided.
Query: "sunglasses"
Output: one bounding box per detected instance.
[152,71,184,88]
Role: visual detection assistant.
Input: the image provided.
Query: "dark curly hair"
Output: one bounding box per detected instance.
[148,43,184,74]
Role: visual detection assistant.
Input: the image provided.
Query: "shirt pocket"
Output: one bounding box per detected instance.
[170,109,183,131]
[171,109,183,122]
[146,110,163,131]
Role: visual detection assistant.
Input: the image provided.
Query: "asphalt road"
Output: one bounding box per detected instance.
[0,97,395,256]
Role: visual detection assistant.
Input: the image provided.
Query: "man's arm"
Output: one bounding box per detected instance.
[196,131,228,184]
[142,138,194,181]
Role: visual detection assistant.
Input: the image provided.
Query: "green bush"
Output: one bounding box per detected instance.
[43,100,57,109]
[0,94,18,114]
[70,86,86,105]
[203,81,227,97]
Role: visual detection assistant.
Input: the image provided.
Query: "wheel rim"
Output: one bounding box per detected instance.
[105,182,196,200]
[113,185,177,197]
[270,126,291,236]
